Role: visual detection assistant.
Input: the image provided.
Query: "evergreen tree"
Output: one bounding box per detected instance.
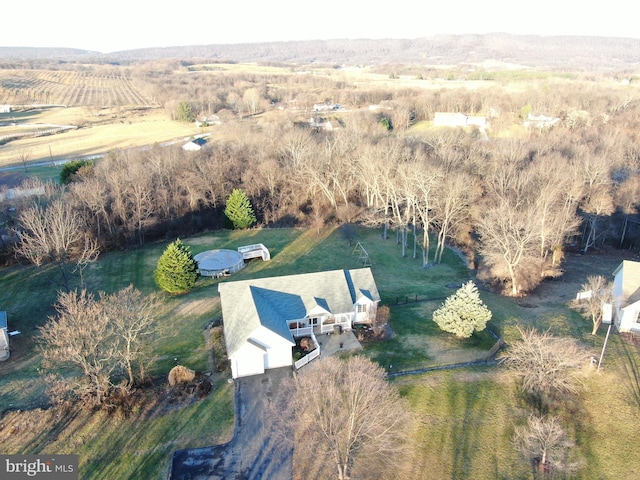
[60,159,94,184]
[154,239,198,294]
[432,281,492,338]
[177,101,195,122]
[224,189,257,229]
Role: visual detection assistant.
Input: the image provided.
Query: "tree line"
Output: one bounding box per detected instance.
[5,68,640,296]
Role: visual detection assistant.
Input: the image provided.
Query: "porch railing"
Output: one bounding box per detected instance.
[320,320,351,334]
[289,325,313,337]
[294,330,320,370]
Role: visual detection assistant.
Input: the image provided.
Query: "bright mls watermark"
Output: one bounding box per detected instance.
[1,455,78,479]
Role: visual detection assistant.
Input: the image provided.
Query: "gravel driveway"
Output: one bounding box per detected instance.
[170,367,293,480]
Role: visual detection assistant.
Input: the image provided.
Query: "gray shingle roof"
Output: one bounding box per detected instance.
[615,260,640,306]
[218,268,379,357]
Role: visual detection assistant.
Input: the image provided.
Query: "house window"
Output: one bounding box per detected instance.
[356,304,366,313]
[309,317,319,326]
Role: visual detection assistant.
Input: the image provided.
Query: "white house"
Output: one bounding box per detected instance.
[0,311,9,361]
[612,260,640,333]
[0,105,12,113]
[182,137,208,151]
[218,268,380,378]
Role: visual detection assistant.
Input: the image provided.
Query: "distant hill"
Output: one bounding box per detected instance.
[0,46,98,59]
[2,34,640,70]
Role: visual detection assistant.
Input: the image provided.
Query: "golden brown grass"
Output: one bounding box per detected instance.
[0,107,200,167]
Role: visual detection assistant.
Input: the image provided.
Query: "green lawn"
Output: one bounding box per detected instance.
[2,225,640,479]
[395,368,529,479]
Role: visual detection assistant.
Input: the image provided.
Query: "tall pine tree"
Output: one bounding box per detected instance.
[154,239,198,294]
[224,189,257,229]
[432,281,492,338]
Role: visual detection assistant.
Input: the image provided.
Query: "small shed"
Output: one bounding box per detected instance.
[238,243,271,261]
[0,311,9,361]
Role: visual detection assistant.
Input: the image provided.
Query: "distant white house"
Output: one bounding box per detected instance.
[524,113,560,129]
[182,137,208,151]
[612,260,640,333]
[195,114,221,128]
[0,105,12,113]
[218,268,380,378]
[309,117,334,131]
[313,103,340,112]
[434,112,488,129]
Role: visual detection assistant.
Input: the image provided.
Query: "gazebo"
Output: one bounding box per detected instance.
[194,249,245,278]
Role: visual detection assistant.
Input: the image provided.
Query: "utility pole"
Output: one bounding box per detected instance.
[597,303,613,371]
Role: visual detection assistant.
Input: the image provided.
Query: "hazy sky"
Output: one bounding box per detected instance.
[2,0,636,53]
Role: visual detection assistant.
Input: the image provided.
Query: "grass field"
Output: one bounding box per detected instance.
[1,226,640,479]
[0,106,200,169]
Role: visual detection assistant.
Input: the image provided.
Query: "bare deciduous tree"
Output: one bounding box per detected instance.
[500,328,590,413]
[613,171,640,247]
[571,275,613,335]
[270,356,410,480]
[431,171,481,264]
[104,286,158,385]
[243,87,261,115]
[39,287,157,406]
[513,414,575,475]
[16,198,99,290]
[40,289,117,405]
[575,152,614,253]
[477,199,540,296]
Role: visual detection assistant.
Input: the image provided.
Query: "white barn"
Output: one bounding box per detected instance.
[218,268,380,378]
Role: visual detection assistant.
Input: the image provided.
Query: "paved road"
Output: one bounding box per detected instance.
[170,367,293,480]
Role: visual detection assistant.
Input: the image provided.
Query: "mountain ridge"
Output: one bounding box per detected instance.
[1,34,639,70]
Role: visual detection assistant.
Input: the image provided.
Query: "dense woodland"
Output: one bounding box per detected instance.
[3,56,640,296]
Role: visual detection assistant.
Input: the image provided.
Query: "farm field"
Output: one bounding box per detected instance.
[0,67,207,169]
[0,106,200,168]
[0,69,153,107]
[1,226,640,478]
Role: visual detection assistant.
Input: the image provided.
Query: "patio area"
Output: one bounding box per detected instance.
[316,329,362,357]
